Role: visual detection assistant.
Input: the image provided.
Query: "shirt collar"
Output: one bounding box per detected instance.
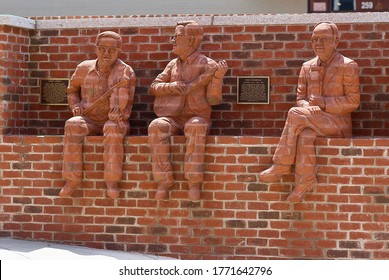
[88,59,119,75]
[90,59,99,73]
[178,51,200,65]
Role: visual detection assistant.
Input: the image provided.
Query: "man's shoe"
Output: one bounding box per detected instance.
[155,181,173,200]
[287,179,316,203]
[259,164,291,182]
[188,183,200,201]
[106,181,120,199]
[59,181,81,197]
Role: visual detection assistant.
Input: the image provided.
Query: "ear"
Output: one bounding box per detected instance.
[188,35,196,47]
[334,38,339,49]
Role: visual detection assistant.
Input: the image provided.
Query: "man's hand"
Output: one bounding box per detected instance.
[169,81,187,95]
[214,60,228,79]
[108,107,121,122]
[309,95,326,110]
[307,105,322,116]
[72,106,83,116]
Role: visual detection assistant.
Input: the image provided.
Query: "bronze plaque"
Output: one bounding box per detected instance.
[40,79,69,105]
[237,76,270,104]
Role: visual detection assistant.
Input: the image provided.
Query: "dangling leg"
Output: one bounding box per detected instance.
[148,117,178,199]
[60,117,88,197]
[184,117,210,201]
[259,107,306,182]
[103,120,129,199]
[287,128,317,202]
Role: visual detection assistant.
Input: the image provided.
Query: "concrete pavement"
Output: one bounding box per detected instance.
[0,238,173,260]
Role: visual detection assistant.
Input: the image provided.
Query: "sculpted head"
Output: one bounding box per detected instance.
[172,21,204,58]
[95,31,122,68]
[311,22,340,62]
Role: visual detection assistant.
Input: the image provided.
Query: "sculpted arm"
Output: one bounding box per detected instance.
[67,65,85,116]
[110,66,136,122]
[323,61,360,114]
[296,66,310,108]
[205,60,228,105]
[296,65,325,116]
[121,67,136,121]
[150,60,186,96]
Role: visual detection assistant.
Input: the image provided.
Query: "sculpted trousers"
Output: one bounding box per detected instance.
[148,116,210,184]
[273,107,344,184]
[62,116,129,182]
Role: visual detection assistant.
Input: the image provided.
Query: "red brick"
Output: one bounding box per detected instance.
[350,196,372,203]
[374,252,389,259]
[364,242,384,250]
[364,205,385,213]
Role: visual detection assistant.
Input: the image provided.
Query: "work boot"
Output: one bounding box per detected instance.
[106,181,120,199]
[59,180,81,197]
[287,178,317,203]
[259,164,291,182]
[155,181,173,200]
[188,182,201,201]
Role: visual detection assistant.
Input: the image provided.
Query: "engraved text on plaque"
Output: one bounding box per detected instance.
[40,79,69,105]
[237,76,270,104]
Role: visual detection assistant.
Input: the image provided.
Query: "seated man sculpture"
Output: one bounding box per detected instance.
[60,31,136,199]
[148,20,228,201]
[259,22,360,202]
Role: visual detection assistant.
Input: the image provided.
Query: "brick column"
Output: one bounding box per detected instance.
[0,16,34,137]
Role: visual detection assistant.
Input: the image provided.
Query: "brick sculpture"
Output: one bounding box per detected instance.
[59,31,136,199]
[259,22,360,202]
[148,21,228,201]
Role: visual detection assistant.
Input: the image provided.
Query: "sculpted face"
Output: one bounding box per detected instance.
[311,23,339,62]
[172,25,193,58]
[95,37,120,69]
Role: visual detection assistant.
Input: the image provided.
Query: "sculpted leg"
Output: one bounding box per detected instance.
[260,107,344,202]
[259,164,291,183]
[60,117,88,197]
[287,128,317,202]
[259,107,305,183]
[103,120,129,199]
[148,118,176,199]
[184,117,210,201]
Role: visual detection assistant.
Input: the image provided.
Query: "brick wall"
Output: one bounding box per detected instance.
[1,14,389,259]
[0,14,389,136]
[1,135,389,259]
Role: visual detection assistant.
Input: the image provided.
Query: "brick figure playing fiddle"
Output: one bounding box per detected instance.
[148,20,228,201]
[259,22,360,202]
[60,31,136,199]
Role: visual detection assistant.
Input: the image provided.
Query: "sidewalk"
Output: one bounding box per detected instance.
[0,238,174,260]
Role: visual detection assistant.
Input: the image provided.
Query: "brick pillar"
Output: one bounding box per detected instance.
[0,22,31,136]
[0,25,6,138]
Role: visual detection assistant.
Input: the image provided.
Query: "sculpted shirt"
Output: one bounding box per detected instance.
[150,51,223,120]
[67,59,136,123]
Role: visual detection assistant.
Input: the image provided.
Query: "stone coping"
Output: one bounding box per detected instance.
[1,12,389,30]
[0,14,35,29]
